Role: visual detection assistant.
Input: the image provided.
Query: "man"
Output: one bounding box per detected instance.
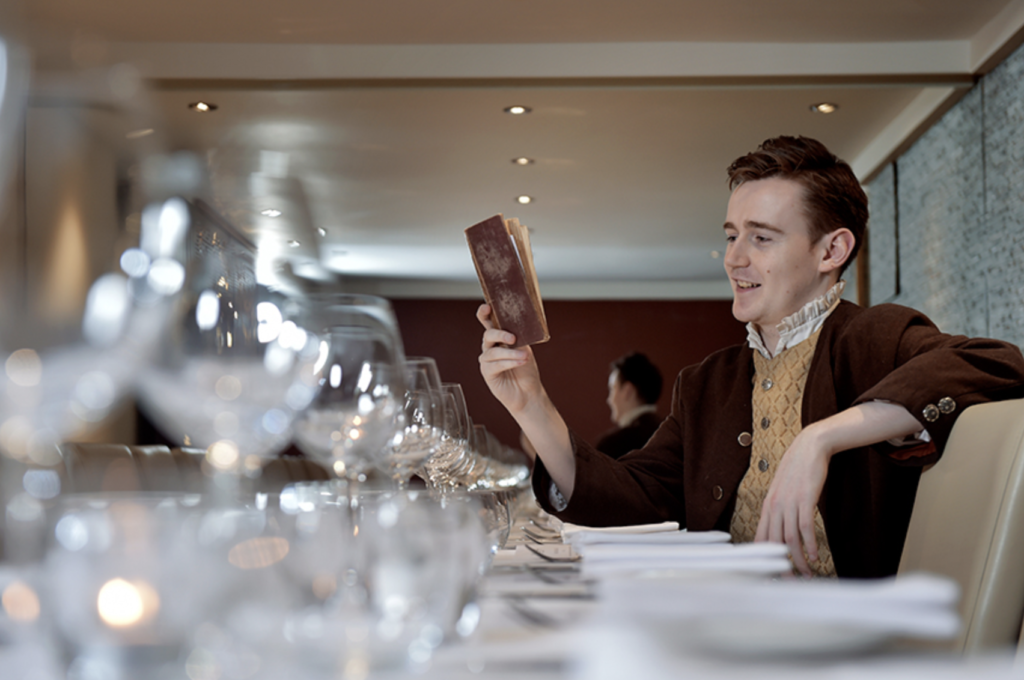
[597,352,663,459]
[477,135,1024,578]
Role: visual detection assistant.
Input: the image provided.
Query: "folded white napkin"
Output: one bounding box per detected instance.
[566,529,731,547]
[601,571,960,640]
[560,520,679,541]
[581,542,792,578]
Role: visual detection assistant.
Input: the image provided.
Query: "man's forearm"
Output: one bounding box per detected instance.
[514,394,576,499]
[810,401,923,458]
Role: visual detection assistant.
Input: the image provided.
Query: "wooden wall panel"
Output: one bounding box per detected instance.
[391,298,745,449]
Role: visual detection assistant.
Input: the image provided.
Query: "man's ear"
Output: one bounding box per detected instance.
[818,228,855,274]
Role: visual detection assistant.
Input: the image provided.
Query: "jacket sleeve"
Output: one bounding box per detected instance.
[850,305,1024,461]
[531,372,690,527]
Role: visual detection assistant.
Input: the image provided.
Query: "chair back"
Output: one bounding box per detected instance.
[899,398,1024,653]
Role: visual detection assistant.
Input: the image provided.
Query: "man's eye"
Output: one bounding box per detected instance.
[754,235,771,244]
[725,235,736,243]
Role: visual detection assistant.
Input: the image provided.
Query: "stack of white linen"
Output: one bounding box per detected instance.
[557,521,792,577]
[601,572,961,646]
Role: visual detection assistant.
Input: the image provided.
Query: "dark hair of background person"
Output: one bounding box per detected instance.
[611,352,663,405]
[726,135,867,275]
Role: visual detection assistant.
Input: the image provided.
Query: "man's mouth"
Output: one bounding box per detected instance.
[735,280,761,290]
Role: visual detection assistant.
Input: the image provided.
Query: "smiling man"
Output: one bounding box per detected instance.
[477,136,1024,578]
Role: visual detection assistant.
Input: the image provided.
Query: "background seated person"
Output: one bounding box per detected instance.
[476,135,1024,578]
[597,352,663,459]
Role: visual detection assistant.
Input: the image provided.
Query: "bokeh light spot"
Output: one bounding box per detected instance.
[5,349,42,387]
[228,537,289,569]
[2,581,40,622]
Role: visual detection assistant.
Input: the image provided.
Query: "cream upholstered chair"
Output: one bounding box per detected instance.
[898,398,1024,653]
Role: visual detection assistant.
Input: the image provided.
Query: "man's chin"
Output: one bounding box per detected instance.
[731,303,755,324]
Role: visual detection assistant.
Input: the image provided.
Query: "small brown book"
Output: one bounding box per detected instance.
[465,214,549,348]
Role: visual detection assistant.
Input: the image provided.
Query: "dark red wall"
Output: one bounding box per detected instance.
[391,298,745,450]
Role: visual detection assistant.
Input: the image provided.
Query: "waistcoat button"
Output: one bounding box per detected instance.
[760,417,771,430]
[758,458,769,472]
[761,378,773,391]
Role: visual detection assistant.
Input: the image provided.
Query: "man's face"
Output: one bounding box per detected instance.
[606,370,631,423]
[723,177,834,331]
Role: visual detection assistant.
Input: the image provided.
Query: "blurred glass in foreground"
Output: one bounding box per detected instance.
[136,206,324,492]
[0,27,202,563]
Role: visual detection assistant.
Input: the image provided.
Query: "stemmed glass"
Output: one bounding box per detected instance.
[0,69,171,445]
[136,241,324,500]
[45,495,227,679]
[292,294,407,498]
[422,383,474,492]
[292,325,404,492]
[0,36,196,563]
[375,358,444,489]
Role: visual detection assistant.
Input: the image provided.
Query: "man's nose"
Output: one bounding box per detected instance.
[723,241,747,269]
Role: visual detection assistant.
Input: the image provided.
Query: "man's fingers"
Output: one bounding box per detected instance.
[479,343,528,376]
[762,493,811,577]
[480,357,529,378]
[481,328,518,352]
[799,504,819,564]
[754,513,769,543]
[767,505,783,547]
[785,515,811,577]
[476,303,496,330]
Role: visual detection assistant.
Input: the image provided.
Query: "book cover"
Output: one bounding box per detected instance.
[465,214,549,348]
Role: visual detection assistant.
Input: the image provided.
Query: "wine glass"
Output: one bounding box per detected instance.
[283,489,492,674]
[136,243,324,499]
[292,325,404,491]
[45,495,226,679]
[423,383,475,492]
[0,55,177,457]
[299,294,406,362]
[449,423,528,493]
[375,360,446,489]
[404,357,442,392]
[0,35,197,559]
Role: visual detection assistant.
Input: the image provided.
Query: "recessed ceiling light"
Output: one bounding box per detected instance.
[516,195,533,205]
[810,102,838,114]
[260,208,282,218]
[710,250,721,259]
[504,105,532,115]
[188,101,218,112]
[126,128,154,139]
[512,157,534,165]
[288,240,301,248]
[317,227,327,237]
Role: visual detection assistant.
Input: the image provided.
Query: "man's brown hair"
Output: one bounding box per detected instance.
[727,136,866,274]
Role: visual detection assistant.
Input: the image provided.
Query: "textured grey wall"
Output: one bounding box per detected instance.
[866,163,897,305]
[866,44,1024,348]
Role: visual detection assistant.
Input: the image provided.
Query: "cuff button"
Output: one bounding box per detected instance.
[938,397,956,414]
[922,404,940,423]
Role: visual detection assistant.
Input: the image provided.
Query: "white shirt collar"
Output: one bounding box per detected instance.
[616,403,658,428]
[746,280,846,359]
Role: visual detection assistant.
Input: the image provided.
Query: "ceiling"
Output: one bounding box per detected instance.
[22,0,1018,45]
[19,0,1024,298]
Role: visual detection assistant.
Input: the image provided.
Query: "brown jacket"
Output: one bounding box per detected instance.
[533,302,1024,577]
[596,411,662,460]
